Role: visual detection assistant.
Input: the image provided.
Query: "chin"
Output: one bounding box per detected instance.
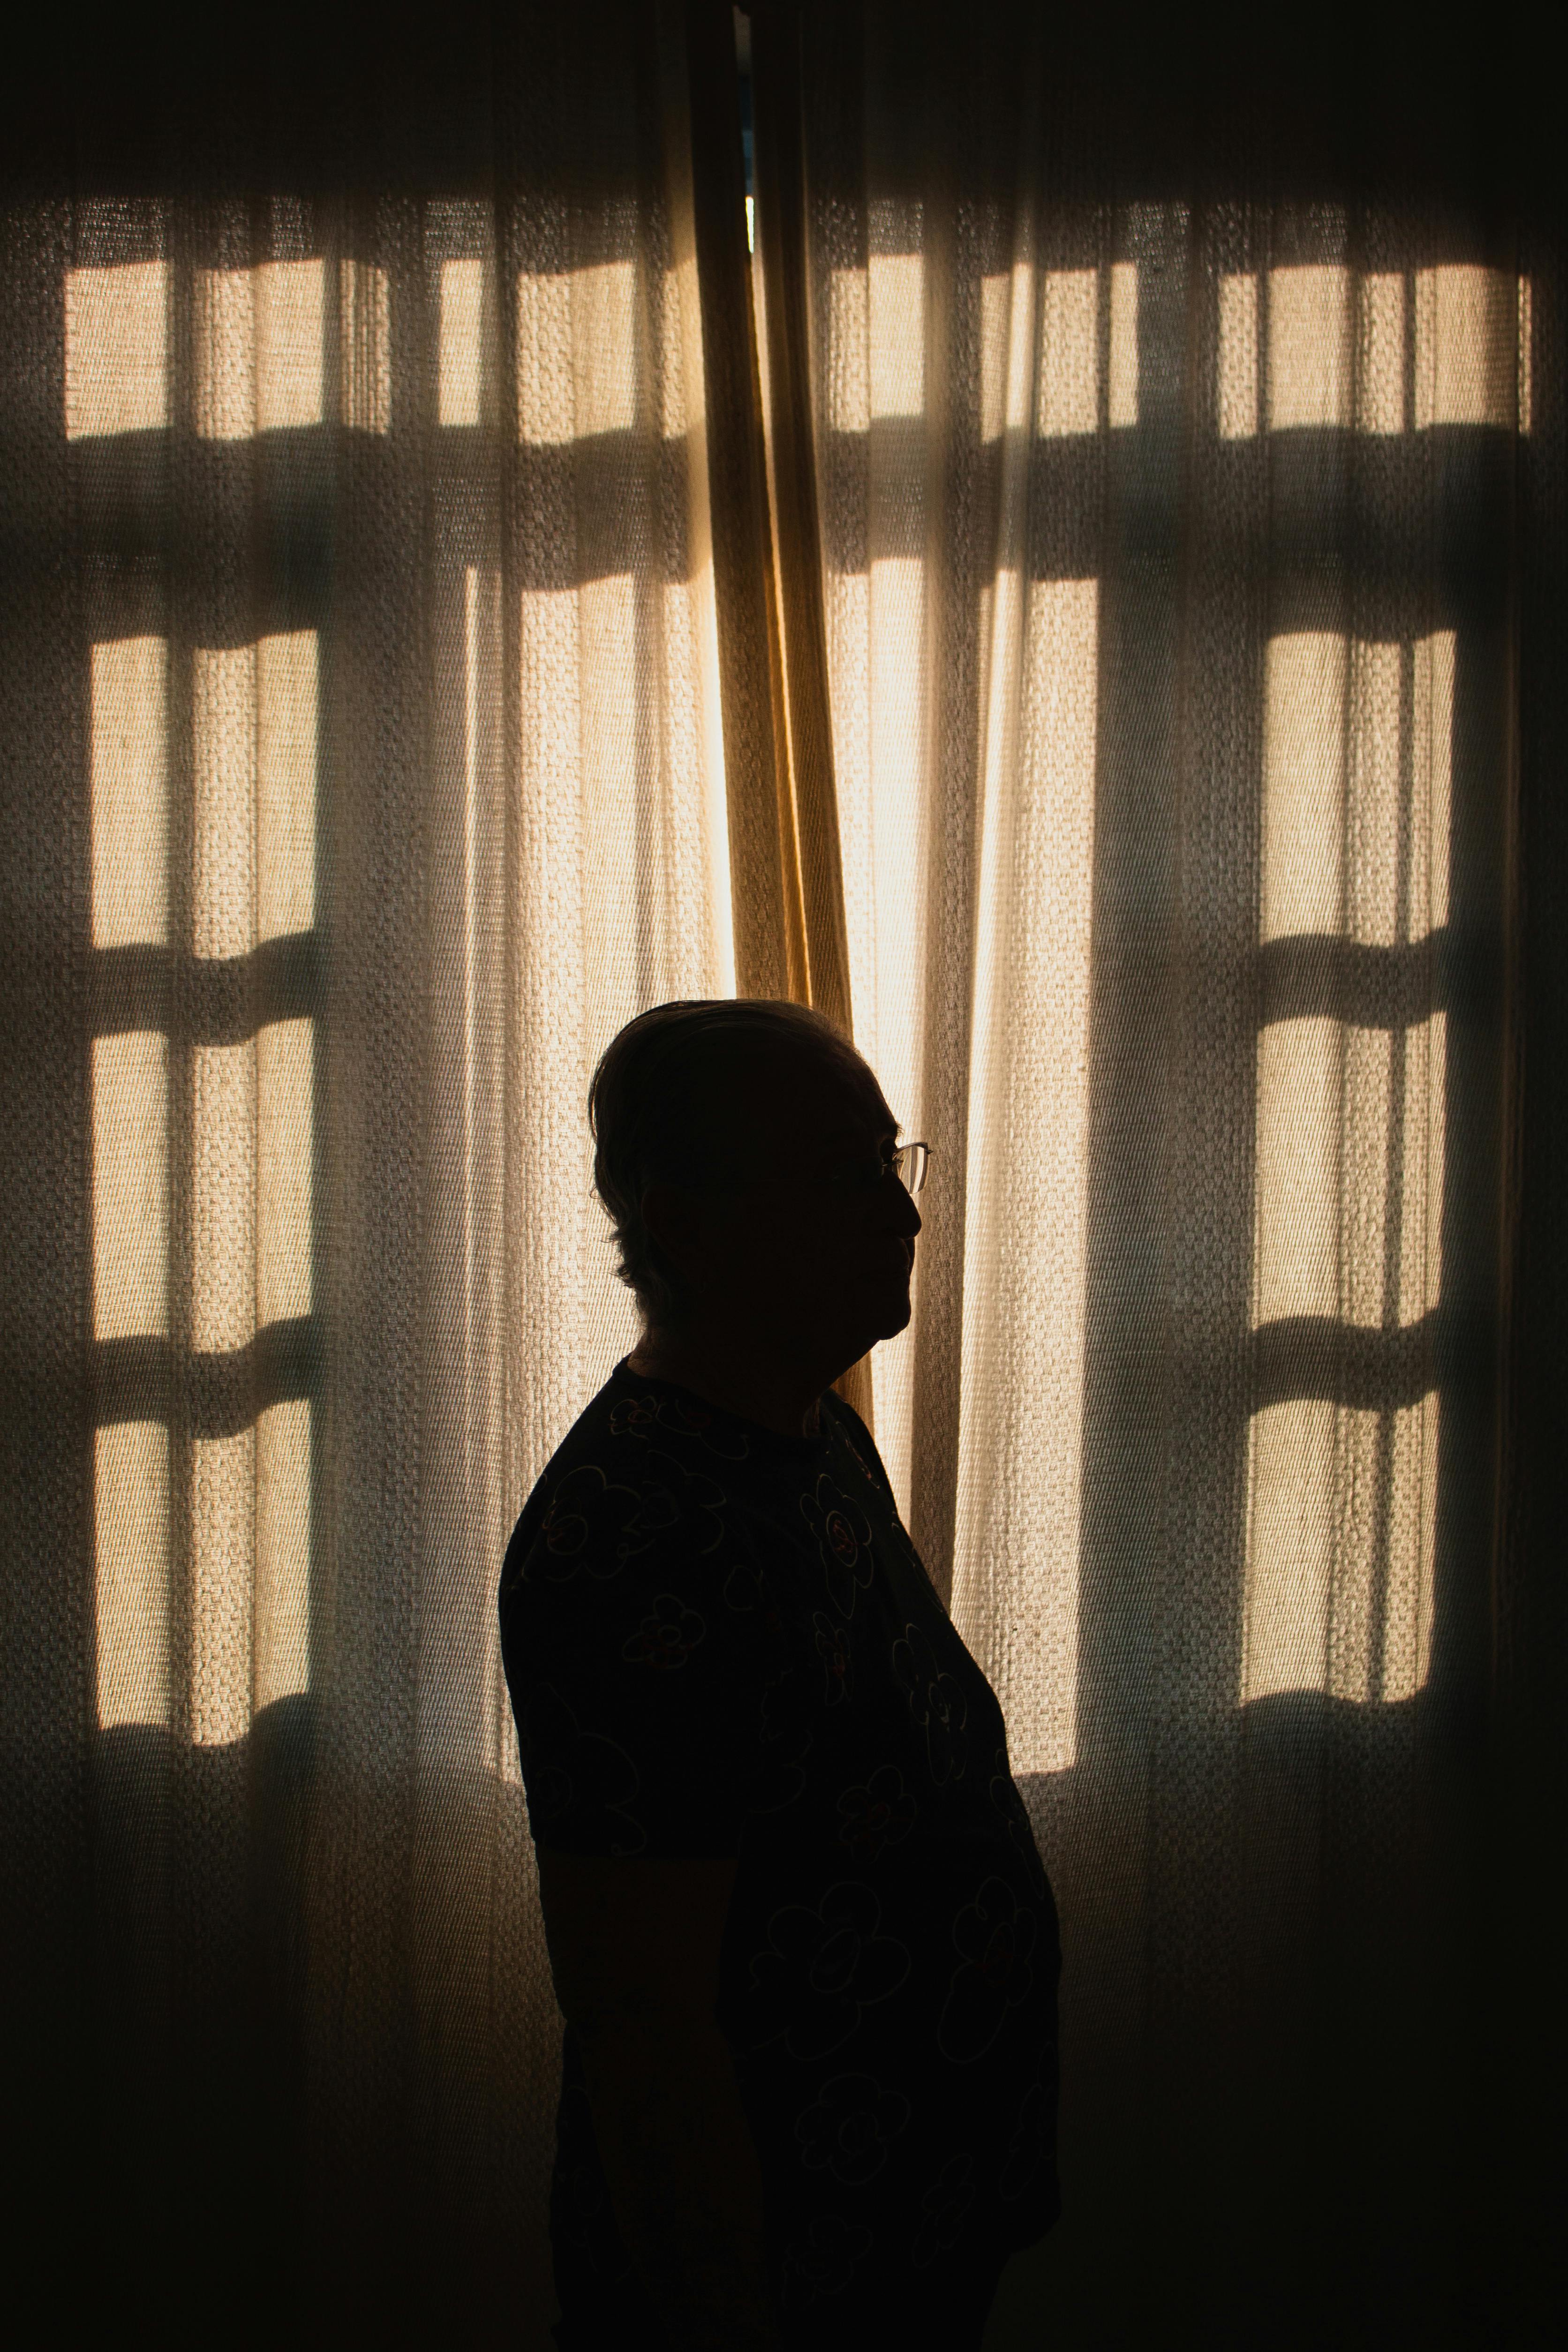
[858,1281,912,1346]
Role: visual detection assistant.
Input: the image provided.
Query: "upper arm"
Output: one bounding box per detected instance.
[535,1846,741,2039]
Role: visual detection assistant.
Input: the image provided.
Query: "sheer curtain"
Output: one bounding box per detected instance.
[0,2,1560,2342]
[771,2,1560,2339]
[2,4,735,2333]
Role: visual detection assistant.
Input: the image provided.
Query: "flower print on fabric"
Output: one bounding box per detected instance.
[521,1462,644,1584]
[891,1619,969,1786]
[779,2213,875,2316]
[799,1475,875,1617]
[722,1556,788,1645]
[837,1764,918,1863]
[620,1592,707,1672]
[525,1457,711,1585]
[812,1607,854,1705]
[747,1880,911,2062]
[608,1387,753,1462]
[516,1681,647,1856]
[795,2071,912,2186]
[937,1876,1039,2062]
[749,1708,814,1816]
[912,2151,978,2269]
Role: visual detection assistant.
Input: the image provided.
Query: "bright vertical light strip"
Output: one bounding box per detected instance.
[95,1422,172,1728]
[189,1426,255,1746]
[1108,262,1138,428]
[191,1041,256,1355]
[1414,265,1518,429]
[464,567,480,1485]
[1356,273,1406,436]
[192,644,257,962]
[92,1033,169,1341]
[955,577,1098,1774]
[440,258,485,426]
[65,262,170,439]
[865,553,927,1501]
[1260,633,1346,942]
[256,1399,310,1707]
[1034,269,1098,437]
[257,631,317,940]
[1244,628,1453,1705]
[1217,273,1259,440]
[867,251,924,417]
[1267,266,1350,430]
[1252,1016,1342,1328]
[91,637,169,947]
[1243,1397,1336,1700]
[340,261,392,434]
[256,1019,313,1326]
[256,261,325,432]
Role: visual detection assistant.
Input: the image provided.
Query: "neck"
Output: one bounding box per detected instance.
[626,1320,851,1440]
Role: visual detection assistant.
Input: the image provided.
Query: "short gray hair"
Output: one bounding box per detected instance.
[589,998,880,1331]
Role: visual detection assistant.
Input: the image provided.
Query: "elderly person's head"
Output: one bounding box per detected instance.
[590,1000,921,1400]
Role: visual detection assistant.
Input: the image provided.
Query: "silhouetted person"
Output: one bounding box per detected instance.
[499,999,1060,2350]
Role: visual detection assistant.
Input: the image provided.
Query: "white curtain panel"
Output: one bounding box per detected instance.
[0,3,1555,2341]
[798,9,1533,2335]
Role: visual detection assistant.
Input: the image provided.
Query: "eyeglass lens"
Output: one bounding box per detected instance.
[892,1143,928,1194]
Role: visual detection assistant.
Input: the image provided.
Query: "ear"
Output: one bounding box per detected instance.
[639,1181,720,1282]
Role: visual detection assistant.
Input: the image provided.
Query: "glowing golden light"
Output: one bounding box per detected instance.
[92,1032,169,1342]
[1108,262,1138,428]
[517,262,636,444]
[65,262,169,439]
[257,631,318,940]
[1357,272,1405,435]
[1217,272,1259,439]
[195,260,325,440]
[1243,1391,1439,1704]
[954,575,1098,1774]
[439,257,485,427]
[1269,264,1351,431]
[1034,269,1098,438]
[94,1421,171,1729]
[1253,1016,1342,1327]
[190,1426,255,1746]
[829,266,870,433]
[868,252,924,422]
[192,644,256,960]
[1261,632,1346,941]
[256,1399,311,1708]
[1415,265,1519,429]
[257,1019,314,1326]
[1244,627,1452,1702]
[191,1041,256,1356]
[91,637,168,949]
[340,260,392,433]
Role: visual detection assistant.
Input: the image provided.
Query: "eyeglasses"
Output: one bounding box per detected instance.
[819,1140,931,1195]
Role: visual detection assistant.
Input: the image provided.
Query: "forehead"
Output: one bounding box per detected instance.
[736,1041,893,1131]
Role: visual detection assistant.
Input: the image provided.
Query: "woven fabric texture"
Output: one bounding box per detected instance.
[0,2,1562,2342]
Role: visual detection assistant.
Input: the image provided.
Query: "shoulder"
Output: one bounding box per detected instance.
[501,1373,745,1600]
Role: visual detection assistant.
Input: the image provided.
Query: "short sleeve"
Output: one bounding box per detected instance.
[498,1426,777,1859]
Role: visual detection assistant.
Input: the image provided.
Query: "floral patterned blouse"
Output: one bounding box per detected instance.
[498,1357,1061,2336]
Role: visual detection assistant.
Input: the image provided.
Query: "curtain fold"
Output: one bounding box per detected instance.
[2,4,739,2331]
[1,3,1561,2342]
[776,0,1560,2338]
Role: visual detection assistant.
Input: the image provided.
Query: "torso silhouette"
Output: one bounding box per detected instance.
[499,1356,1061,2334]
